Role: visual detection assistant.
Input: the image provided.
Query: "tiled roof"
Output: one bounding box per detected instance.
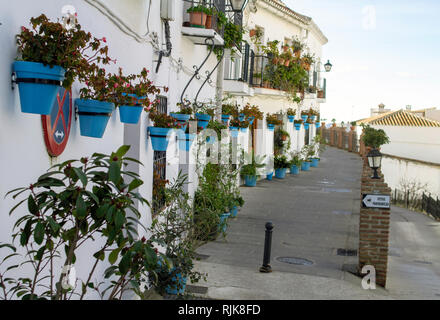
[356,110,440,127]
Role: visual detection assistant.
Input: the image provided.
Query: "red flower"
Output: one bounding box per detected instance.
[102,37,107,43]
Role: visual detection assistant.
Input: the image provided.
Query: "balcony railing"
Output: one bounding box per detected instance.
[224,42,252,84]
[182,0,224,34]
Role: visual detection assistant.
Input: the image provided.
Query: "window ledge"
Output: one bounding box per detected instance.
[181,27,224,46]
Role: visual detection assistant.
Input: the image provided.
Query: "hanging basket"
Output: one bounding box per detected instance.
[195,113,211,129]
[221,114,231,124]
[288,115,295,123]
[294,123,301,131]
[267,124,275,131]
[76,99,115,138]
[301,115,308,122]
[171,113,191,131]
[148,126,172,151]
[118,105,143,124]
[13,61,65,115]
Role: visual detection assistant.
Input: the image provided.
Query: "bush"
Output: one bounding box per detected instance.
[361,124,390,148]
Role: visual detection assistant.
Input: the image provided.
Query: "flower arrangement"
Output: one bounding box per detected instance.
[239,120,250,128]
[308,108,319,116]
[241,103,264,120]
[16,14,114,88]
[229,118,241,128]
[78,67,119,102]
[294,119,304,124]
[175,100,194,115]
[222,103,238,117]
[149,111,182,129]
[286,108,296,116]
[266,113,283,126]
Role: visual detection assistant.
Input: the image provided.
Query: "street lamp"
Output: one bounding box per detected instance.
[229,0,248,12]
[367,148,382,179]
[324,60,333,72]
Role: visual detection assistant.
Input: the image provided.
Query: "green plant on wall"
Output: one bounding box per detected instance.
[361,124,390,149]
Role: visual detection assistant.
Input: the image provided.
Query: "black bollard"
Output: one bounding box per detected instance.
[259,222,274,273]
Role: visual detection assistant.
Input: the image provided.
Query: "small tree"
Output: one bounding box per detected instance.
[361,124,390,149]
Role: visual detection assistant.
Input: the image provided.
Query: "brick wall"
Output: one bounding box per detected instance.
[359,151,391,288]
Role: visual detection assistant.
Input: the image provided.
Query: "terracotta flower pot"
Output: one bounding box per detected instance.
[205,15,212,29]
[250,29,256,37]
[189,12,207,28]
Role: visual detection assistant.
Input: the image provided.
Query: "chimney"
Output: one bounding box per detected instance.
[379,103,385,110]
[406,105,412,111]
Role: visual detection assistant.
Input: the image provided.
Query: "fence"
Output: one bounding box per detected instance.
[392,189,440,220]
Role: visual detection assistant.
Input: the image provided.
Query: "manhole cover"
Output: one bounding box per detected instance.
[186,285,208,294]
[276,257,314,266]
[337,249,358,256]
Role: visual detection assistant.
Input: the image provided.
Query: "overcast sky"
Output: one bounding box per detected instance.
[283,0,440,122]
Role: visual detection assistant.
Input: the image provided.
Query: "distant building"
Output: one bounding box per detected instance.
[370,103,391,117]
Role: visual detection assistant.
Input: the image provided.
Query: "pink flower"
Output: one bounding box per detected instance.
[126,83,130,88]
[102,37,107,43]
[21,26,27,32]
[114,83,119,88]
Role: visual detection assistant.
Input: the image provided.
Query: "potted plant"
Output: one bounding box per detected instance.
[148,111,182,151]
[187,5,210,28]
[287,108,296,122]
[280,50,293,67]
[291,36,305,58]
[350,121,357,131]
[194,104,214,129]
[300,145,314,171]
[266,113,282,131]
[274,154,290,179]
[239,120,250,133]
[308,108,319,122]
[294,119,303,131]
[14,14,112,115]
[171,100,193,131]
[229,118,240,138]
[221,103,238,124]
[117,68,162,124]
[301,110,309,122]
[241,103,264,125]
[76,67,119,138]
[178,119,201,151]
[361,124,390,150]
[241,153,266,187]
[301,53,315,71]
[205,7,214,29]
[289,152,302,175]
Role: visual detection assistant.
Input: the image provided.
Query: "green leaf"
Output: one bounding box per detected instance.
[96,203,110,219]
[73,168,88,187]
[34,222,45,245]
[118,252,131,274]
[108,248,121,265]
[115,145,130,158]
[35,246,46,261]
[27,195,38,215]
[128,179,143,192]
[114,211,125,229]
[76,195,87,220]
[108,162,121,184]
[106,205,116,224]
[46,216,60,234]
[93,250,105,261]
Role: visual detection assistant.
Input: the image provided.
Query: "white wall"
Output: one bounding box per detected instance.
[0,0,219,299]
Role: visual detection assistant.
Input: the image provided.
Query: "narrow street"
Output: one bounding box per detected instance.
[193,147,440,299]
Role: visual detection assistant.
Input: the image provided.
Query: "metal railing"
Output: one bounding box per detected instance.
[224,42,252,84]
[182,0,223,33]
[392,189,440,220]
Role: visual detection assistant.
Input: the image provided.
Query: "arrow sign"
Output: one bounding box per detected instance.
[362,194,391,209]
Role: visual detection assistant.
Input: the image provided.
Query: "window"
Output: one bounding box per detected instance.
[152,95,168,215]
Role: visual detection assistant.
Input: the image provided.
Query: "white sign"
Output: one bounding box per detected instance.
[362,194,390,209]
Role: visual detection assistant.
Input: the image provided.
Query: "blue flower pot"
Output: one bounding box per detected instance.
[301,161,311,171]
[311,115,316,122]
[230,206,238,218]
[76,99,115,138]
[195,113,211,129]
[219,212,230,233]
[244,175,257,187]
[118,105,143,124]
[238,113,245,122]
[267,124,275,131]
[315,122,321,128]
[301,115,308,122]
[288,115,295,123]
[13,61,65,115]
[304,123,310,130]
[148,127,172,151]
[294,123,301,131]
[311,158,319,167]
[171,113,191,131]
[229,127,239,138]
[267,172,274,181]
[165,270,187,295]
[275,168,287,179]
[178,133,196,151]
[221,114,231,125]
[240,127,248,133]
[248,116,255,125]
[290,165,300,175]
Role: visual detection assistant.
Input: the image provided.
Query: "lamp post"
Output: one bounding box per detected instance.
[229,0,248,12]
[324,60,333,72]
[367,148,382,179]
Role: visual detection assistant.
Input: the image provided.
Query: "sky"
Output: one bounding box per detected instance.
[283,0,440,122]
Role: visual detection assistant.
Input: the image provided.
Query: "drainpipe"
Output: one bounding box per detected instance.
[215,57,224,122]
[155,20,172,73]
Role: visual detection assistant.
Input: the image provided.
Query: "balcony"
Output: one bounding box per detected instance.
[223,42,254,96]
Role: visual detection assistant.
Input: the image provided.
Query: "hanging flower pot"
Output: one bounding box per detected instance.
[148,127,172,151]
[304,123,310,130]
[267,124,275,131]
[267,172,274,181]
[315,122,321,129]
[301,114,308,122]
[294,123,302,131]
[118,105,143,124]
[171,113,191,131]
[222,114,231,124]
[240,127,248,133]
[229,127,239,138]
[244,175,257,187]
[178,133,196,151]
[238,113,245,122]
[13,61,65,115]
[310,115,317,122]
[248,116,255,125]
[75,99,115,138]
[218,212,230,233]
[290,165,300,175]
[301,161,311,171]
[195,113,211,129]
[275,168,287,179]
[288,115,295,123]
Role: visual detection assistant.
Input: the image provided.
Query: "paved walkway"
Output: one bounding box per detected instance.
[192,147,440,299]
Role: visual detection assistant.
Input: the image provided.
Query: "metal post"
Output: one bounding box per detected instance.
[259,222,274,273]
